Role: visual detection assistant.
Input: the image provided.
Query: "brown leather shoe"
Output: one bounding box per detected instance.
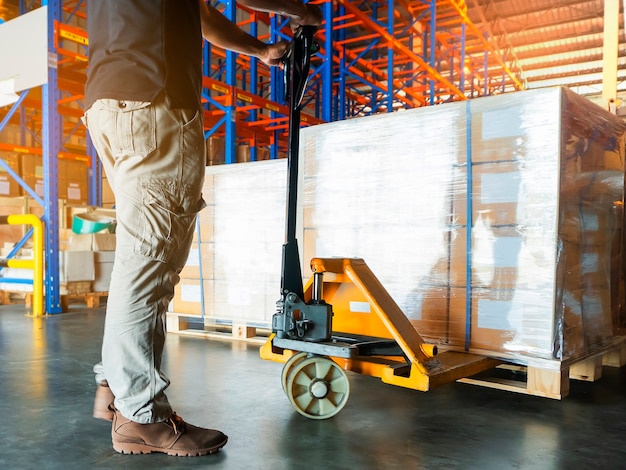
[112,408,228,456]
[93,381,115,421]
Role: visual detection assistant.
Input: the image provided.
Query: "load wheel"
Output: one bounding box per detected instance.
[285,355,350,420]
[281,352,309,393]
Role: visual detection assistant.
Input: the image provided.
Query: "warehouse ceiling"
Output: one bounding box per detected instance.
[0,0,623,106]
[461,0,624,103]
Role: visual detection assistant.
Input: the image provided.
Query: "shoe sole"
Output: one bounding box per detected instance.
[113,436,228,456]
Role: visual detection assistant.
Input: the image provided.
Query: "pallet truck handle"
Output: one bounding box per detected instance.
[280,25,318,301]
[284,25,317,111]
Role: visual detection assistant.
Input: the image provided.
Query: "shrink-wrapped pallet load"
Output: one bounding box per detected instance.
[301,87,625,362]
[173,87,625,365]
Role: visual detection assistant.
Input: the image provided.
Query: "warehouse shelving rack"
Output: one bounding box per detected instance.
[0,0,90,314]
[0,0,523,314]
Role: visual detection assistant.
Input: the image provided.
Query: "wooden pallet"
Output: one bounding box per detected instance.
[166,312,270,345]
[21,290,109,311]
[457,336,626,399]
[167,312,626,400]
[0,290,26,305]
[0,288,109,313]
[59,291,109,310]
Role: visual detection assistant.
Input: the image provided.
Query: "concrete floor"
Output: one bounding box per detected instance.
[1,304,626,469]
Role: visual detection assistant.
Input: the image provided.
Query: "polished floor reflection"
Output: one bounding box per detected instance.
[1,305,626,469]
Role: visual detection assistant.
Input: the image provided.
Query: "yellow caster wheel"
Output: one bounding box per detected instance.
[285,356,350,420]
[281,352,308,393]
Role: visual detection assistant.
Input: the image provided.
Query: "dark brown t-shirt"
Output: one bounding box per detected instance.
[84,0,203,110]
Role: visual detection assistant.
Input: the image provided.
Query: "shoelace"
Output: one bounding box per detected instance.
[167,413,186,434]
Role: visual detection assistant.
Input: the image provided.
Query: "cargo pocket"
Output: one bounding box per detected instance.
[136,180,207,264]
[91,99,156,158]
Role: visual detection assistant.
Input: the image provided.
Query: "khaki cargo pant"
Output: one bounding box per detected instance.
[83,93,206,423]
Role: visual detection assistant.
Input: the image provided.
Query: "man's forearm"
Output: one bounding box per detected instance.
[235,0,308,18]
[199,1,266,59]
[197,0,320,65]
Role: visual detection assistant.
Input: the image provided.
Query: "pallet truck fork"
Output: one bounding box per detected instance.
[260,27,499,420]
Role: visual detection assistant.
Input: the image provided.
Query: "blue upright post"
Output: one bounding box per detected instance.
[429,0,436,105]
[371,1,379,114]
[269,13,281,159]
[224,0,236,164]
[387,0,394,112]
[483,48,488,96]
[87,136,101,207]
[501,52,506,93]
[483,34,489,96]
[336,3,347,121]
[250,16,258,161]
[42,0,62,314]
[322,0,333,123]
[460,23,466,94]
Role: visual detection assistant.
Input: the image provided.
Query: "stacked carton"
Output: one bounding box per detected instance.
[58,229,115,293]
[0,229,115,295]
[172,87,624,364]
[0,154,22,197]
[20,155,89,205]
[169,206,213,315]
[300,87,625,362]
[170,159,286,321]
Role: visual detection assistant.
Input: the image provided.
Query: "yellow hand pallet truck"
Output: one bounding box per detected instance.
[260,27,499,419]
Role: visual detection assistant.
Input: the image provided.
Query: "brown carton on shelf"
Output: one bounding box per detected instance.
[206,136,225,166]
[0,154,22,197]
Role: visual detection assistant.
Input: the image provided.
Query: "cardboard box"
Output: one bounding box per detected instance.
[59,229,93,251]
[257,147,271,161]
[59,229,116,251]
[194,203,213,243]
[206,136,225,166]
[93,250,114,292]
[170,279,212,315]
[0,154,22,196]
[212,279,270,323]
[236,144,250,163]
[60,250,95,282]
[20,154,68,199]
[0,196,29,244]
[62,159,88,204]
[102,175,115,208]
[92,233,116,251]
[299,87,625,362]
[179,242,213,279]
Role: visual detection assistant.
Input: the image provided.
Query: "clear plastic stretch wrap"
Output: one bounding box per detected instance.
[210,159,287,324]
[301,87,626,361]
[169,159,287,324]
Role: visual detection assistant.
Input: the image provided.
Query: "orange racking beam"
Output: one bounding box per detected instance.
[201,75,323,139]
[0,142,89,163]
[369,8,467,87]
[62,1,87,20]
[339,48,423,107]
[234,88,323,125]
[336,0,466,101]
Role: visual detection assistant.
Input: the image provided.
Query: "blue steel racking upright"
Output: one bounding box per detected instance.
[0,0,524,314]
[42,0,62,313]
